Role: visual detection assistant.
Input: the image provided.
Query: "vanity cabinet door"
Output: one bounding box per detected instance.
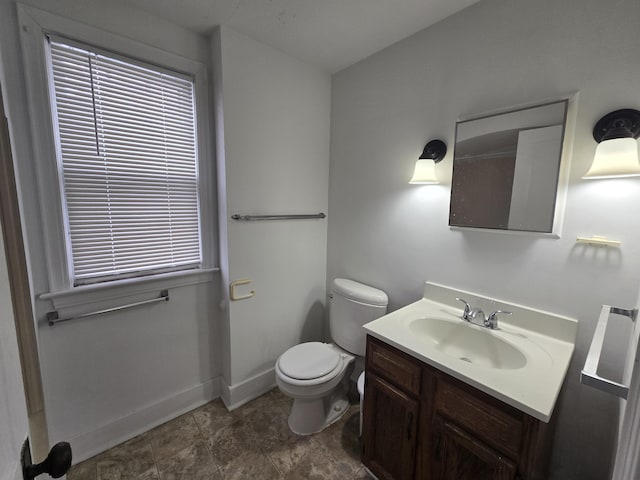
[432,416,518,480]
[362,373,419,480]
[363,337,551,480]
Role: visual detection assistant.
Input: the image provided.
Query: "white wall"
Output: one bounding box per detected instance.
[213,26,331,404]
[1,0,331,461]
[6,0,634,475]
[0,0,222,462]
[328,0,640,478]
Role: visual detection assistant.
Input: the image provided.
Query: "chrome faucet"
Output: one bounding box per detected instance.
[484,310,512,329]
[456,297,511,330]
[456,297,484,322]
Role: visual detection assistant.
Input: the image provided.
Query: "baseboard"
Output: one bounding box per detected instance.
[69,377,221,463]
[220,367,276,411]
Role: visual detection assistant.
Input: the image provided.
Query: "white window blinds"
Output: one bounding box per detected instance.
[48,38,202,284]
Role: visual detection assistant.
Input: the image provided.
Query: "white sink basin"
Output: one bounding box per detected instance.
[409,318,527,370]
[363,282,577,422]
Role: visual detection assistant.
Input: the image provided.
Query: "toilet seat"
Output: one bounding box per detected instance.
[276,342,353,389]
[278,342,340,380]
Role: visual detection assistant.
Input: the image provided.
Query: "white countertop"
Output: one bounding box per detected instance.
[363,282,578,422]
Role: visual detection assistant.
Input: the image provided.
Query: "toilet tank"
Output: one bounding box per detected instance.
[329,278,388,356]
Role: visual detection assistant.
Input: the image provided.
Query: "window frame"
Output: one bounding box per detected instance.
[48,36,204,285]
[18,5,217,307]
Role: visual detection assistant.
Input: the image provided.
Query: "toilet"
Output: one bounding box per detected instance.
[275,278,388,435]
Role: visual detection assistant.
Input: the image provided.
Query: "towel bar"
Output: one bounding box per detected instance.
[47,290,169,326]
[581,304,637,399]
[231,213,326,221]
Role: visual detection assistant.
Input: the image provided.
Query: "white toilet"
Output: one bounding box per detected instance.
[275,278,388,435]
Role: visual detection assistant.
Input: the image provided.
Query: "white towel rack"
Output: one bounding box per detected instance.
[47,290,169,326]
[231,213,326,221]
[581,304,637,399]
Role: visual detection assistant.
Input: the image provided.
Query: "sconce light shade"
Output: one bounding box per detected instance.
[409,159,438,184]
[409,139,447,184]
[583,109,640,179]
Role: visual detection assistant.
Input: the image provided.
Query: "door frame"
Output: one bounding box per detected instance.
[0,81,49,460]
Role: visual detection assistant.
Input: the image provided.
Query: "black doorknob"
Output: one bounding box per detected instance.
[24,442,72,479]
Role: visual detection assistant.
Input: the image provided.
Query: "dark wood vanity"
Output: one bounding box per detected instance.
[362,335,555,480]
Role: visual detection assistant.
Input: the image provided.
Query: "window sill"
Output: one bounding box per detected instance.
[40,267,220,310]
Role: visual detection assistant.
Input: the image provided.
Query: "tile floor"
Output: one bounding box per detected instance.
[67,388,369,479]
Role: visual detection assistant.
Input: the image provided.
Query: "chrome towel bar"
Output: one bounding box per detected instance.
[231,213,326,221]
[581,304,637,399]
[47,290,169,326]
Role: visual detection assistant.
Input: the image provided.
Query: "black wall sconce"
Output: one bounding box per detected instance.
[583,109,640,179]
[409,139,447,184]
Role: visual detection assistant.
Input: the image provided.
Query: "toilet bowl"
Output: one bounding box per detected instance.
[276,342,354,435]
[275,279,388,435]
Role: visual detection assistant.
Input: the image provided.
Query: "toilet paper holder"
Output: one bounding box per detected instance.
[229,279,255,301]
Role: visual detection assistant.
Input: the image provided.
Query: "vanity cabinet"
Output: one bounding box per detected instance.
[362,374,418,480]
[362,337,422,479]
[362,336,553,480]
[431,416,517,480]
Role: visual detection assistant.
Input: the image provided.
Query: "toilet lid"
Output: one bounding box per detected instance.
[278,342,340,380]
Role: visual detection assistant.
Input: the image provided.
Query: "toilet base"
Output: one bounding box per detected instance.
[287,384,350,435]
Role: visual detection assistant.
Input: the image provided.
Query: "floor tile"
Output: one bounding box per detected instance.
[283,449,347,480]
[222,450,283,480]
[67,388,368,480]
[247,403,314,476]
[312,407,363,478]
[96,434,157,480]
[260,388,293,411]
[67,458,97,480]
[207,418,261,469]
[192,399,236,437]
[352,467,374,479]
[96,459,158,480]
[137,471,161,480]
[261,435,315,476]
[157,442,221,480]
[242,400,297,446]
[149,414,204,460]
[232,391,284,422]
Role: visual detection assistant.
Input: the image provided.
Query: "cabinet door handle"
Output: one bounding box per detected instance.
[434,435,443,460]
[406,412,414,440]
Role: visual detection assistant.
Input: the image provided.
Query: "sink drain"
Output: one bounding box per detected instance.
[459,357,472,363]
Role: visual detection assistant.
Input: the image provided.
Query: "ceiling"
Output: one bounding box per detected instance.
[122,0,480,73]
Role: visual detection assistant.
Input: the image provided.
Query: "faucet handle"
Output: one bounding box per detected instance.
[456,297,471,319]
[485,310,512,329]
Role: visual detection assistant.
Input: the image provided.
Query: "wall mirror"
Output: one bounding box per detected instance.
[449,99,571,234]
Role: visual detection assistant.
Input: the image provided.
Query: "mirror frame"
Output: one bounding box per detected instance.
[448,93,578,237]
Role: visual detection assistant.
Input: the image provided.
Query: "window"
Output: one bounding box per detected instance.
[47,38,202,285]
